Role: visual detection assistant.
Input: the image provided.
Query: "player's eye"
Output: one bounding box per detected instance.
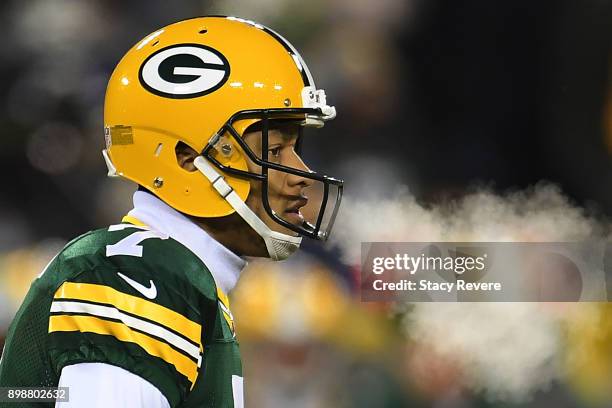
[268,146,281,158]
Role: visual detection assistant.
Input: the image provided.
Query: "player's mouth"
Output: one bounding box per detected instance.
[284,197,308,225]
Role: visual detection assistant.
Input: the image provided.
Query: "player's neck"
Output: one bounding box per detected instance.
[190,213,268,258]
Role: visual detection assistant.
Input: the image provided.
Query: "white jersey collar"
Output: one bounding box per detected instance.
[126,190,246,294]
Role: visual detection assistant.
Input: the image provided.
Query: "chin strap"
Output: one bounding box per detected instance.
[193,156,302,261]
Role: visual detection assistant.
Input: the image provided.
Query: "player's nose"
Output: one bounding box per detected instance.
[286,152,314,189]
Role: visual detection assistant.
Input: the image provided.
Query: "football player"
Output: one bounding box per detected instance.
[0,16,343,407]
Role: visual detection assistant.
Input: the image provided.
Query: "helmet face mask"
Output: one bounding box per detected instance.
[103,16,344,258]
[201,108,344,241]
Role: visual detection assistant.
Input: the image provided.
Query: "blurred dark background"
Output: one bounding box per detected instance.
[1,0,611,243]
[0,0,611,407]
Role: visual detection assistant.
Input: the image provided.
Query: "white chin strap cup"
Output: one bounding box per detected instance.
[193,156,302,261]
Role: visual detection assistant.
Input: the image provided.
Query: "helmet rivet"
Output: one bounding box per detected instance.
[153,177,164,188]
[284,98,291,107]
[221,143,232,156]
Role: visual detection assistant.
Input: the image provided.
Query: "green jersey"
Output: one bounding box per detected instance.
[0,222,242,407]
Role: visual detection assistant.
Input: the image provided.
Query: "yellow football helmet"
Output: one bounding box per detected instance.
[103,16,343,259]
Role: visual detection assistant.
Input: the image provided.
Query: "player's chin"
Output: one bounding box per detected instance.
[273,223,301,238]
[269,218,301,237]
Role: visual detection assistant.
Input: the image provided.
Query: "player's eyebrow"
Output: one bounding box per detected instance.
[267,124,300,143]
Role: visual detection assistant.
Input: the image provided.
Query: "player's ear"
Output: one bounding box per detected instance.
[176,141,199,172]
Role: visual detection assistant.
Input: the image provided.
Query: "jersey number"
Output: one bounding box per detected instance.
[106,224,169,258]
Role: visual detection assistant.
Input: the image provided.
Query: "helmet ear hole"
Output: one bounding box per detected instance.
[175,141,198,172]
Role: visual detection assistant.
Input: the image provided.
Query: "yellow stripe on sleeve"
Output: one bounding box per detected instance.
[216,287,231,310]
[49,314,197,384]
[216,287,235,333]
[54,282,201,345]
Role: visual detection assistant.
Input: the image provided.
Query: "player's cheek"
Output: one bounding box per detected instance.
[267,169,285,192]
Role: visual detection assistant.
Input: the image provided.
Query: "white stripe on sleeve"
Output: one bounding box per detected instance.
[50,300,200,360]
